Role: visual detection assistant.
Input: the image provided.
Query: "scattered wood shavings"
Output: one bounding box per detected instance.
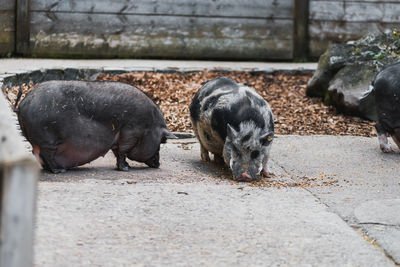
[4,71,376,136]
[96,71,376,136]
[246,173,339,188]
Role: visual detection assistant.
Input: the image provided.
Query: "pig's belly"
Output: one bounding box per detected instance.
[54,141,110,168]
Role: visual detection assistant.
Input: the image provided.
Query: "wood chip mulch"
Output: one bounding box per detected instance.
[3,71,376,136]
[96,71,376,137]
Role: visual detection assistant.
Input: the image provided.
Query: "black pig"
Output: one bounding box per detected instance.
[367,62,400,152]
[15,80,175,173]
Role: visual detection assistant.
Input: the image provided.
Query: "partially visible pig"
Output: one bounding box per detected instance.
[15,80,175,173]
[367,62,400,153]
[189,77,274,181]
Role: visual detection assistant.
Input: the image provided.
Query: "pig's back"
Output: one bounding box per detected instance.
[19,80,165,129]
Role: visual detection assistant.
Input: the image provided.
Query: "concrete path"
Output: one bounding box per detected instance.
[1,59,398,266]
[34,137,399,266]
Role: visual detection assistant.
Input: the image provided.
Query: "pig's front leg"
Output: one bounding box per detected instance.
[261,159,274,178]
[112,148,130,171]
[39,147,67,173]
[200,143,210,162]
[376,123,394,153]
[112,132,138,171]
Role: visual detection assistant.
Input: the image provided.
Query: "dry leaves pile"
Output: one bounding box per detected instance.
[3,83,34,108]
[96,71,376,136]
[3,71,375,136]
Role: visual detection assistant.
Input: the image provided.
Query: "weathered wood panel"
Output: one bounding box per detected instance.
[310,1,400,22]
[0,0,15,56]
[0,162,37,267]
[16,0,31,55]
[293,0,310,60]
[309,0,400,58]
[30,0,293,19]
[0,0,15,10]
[0,85,38,267]
[29,11,293,60]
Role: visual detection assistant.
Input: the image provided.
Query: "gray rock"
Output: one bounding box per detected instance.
[327,63,377,119]
[307,30,400,120]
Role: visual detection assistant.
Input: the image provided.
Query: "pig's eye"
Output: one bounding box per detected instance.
[261,134,273,146]
[232,145,241,155]
[251,150,260,159]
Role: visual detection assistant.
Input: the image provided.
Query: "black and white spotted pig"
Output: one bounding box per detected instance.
[368,62,400,153]
[15,80,175,173]
[189,77,274,181]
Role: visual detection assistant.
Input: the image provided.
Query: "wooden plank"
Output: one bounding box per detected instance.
[29,12,293,59]
[310,1,400,22]
[30,0,293,19]
[30,12,292,40]
[309,21,400,42]
[0,11,14,31]
[30,35,293,60]
[311,0,396,2]
[0,81,38,267]
[15,0,30,55]
[0,0,15,11]
[309,0,400,58]
[293,0,310,60]
[309,20,400,58]
[0,11,15,55]
[0,162,38,267]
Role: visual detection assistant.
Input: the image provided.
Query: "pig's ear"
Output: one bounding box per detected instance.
[161,130,178,143]
[226,124,237,139]
[260,132,274,146]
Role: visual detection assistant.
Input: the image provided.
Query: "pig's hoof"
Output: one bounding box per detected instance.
[380,145,395,153]
[117,164,130,171]
[262,169,275,178]
[50,168,67,174]
[145,161,160,168]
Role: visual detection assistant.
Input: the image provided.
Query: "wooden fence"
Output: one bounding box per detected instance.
[0,88,38,267]
[309,0,400,58]
[1,0,400,60]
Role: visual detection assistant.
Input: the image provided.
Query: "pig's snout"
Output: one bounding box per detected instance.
[236,173,252,182]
